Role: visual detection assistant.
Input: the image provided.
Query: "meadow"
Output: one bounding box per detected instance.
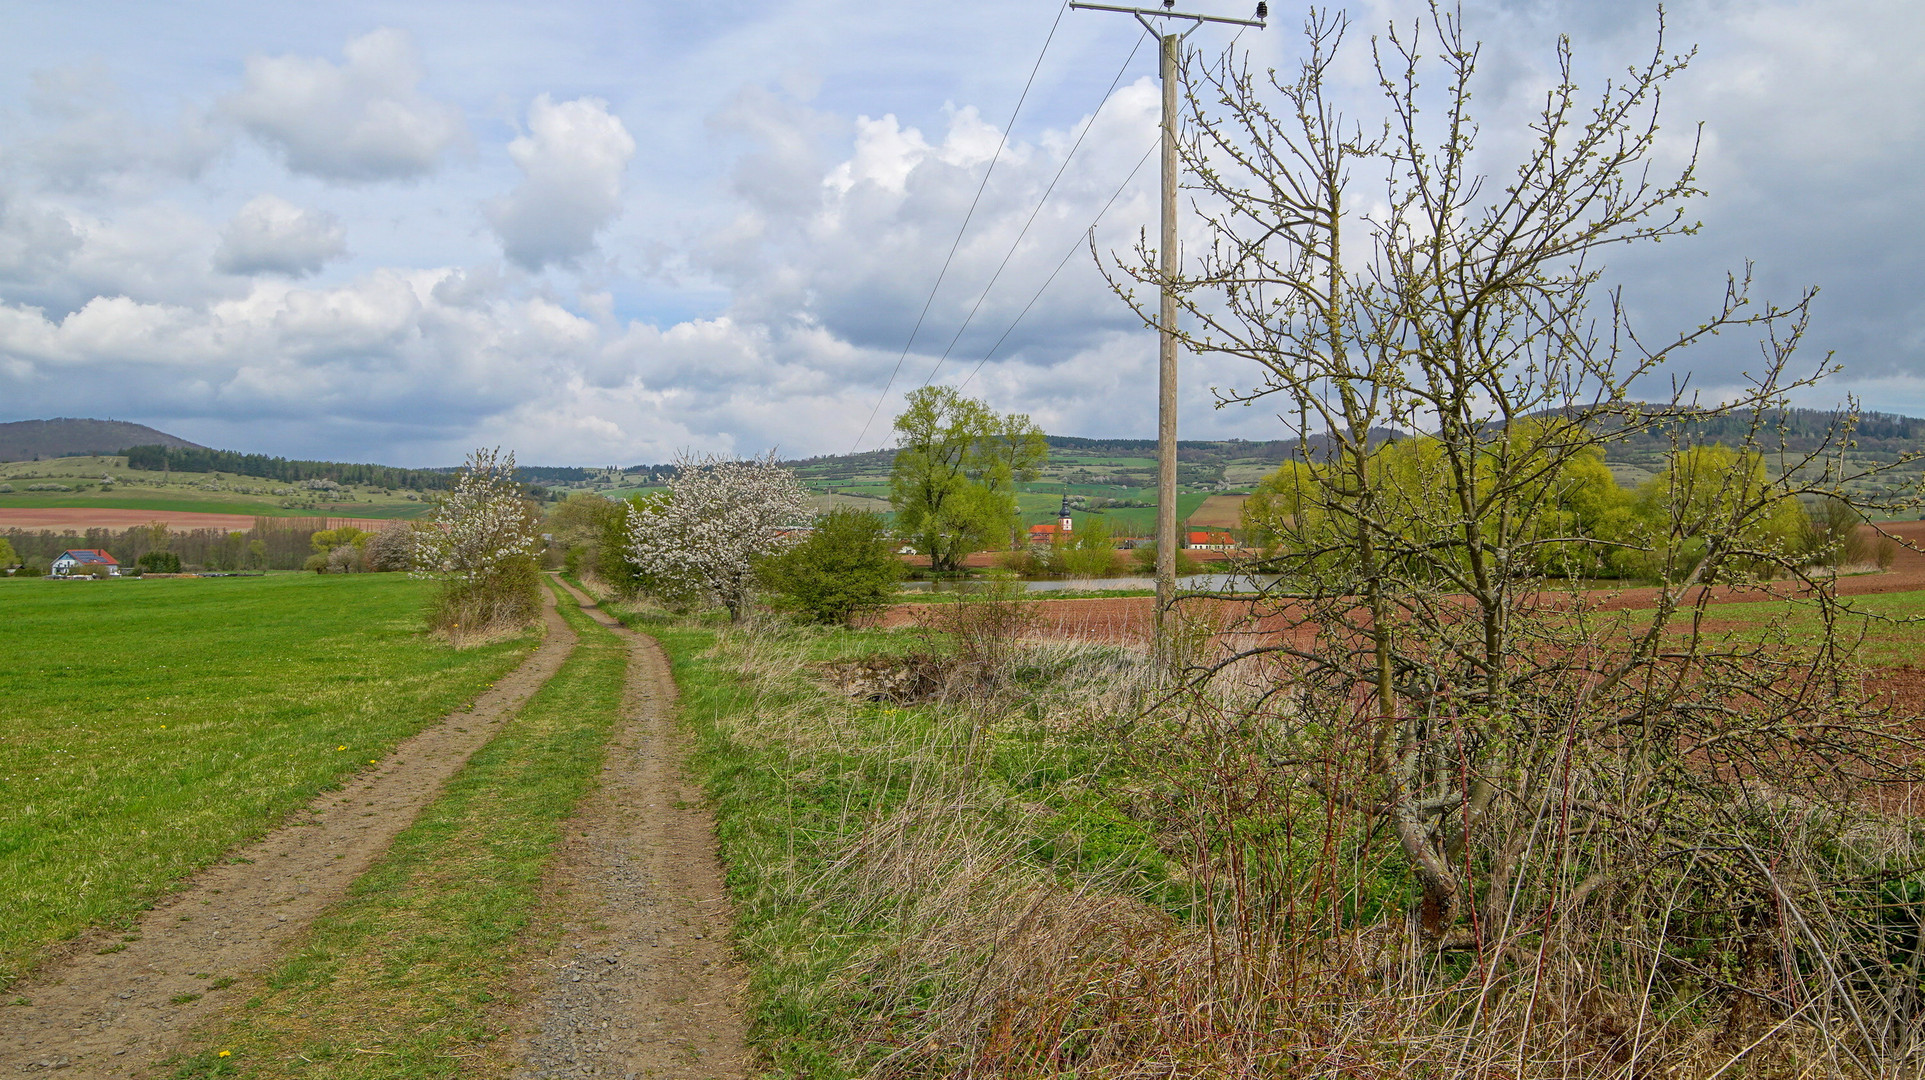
[0,573,536,989]
[0,456,430,519]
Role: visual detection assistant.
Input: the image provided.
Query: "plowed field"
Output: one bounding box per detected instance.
[0,508,394,531]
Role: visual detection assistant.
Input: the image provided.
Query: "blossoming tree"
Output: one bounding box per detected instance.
[624,450,810,621]
[414,447,543,635]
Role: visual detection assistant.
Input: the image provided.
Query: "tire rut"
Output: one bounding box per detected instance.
[1,587,578,1078]
[506,579,749,1080]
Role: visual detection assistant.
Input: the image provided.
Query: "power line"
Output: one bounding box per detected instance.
[847,1,1069,454]
[956,21,1252,397]
[956,138,1157,394]
[916,28,1149,388]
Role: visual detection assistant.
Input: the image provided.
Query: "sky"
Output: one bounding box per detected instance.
[0,0,1919,467]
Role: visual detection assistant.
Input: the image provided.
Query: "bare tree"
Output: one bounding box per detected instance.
[1100,4,1925,1068]
[624,450,811,621]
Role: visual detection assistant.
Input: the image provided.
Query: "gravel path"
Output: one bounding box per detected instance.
[1,587,578,1078]
[505,579,749,1080]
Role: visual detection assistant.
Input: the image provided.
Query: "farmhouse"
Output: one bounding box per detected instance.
[51,549,120,576]
[1184,530,1237,552]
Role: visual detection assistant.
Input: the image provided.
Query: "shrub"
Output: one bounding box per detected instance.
[761,508,903,625]
[624,451,811,621]
[136,550,182,574]
[325,544,362,573]
[414,448,543,640]
[364,524,414,572]
[1130,542,1199,577]
[918,572,1037,689]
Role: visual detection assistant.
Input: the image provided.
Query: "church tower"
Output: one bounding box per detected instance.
[1059,495,1073,533]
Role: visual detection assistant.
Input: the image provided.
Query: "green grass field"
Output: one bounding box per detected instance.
[0,574,536,988]
[0,456,430,519]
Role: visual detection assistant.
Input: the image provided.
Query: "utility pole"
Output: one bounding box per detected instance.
[1069,2,1264,644]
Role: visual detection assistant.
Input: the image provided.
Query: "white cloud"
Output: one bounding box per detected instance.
[17,63,226,191]
[221,28,466,183]
[487,94,636,270]
[213,195,347,277]
[0,196,81,284]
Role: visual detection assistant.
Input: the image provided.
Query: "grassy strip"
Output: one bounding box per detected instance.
[0,575,535,988]
[166,580,628,1079]
[615,608,1162,1079]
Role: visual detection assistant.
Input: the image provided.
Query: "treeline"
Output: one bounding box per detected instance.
[122,445,452,490]
[513,465,596,483]
[5,516,355,572]
[1586,406,1925,458]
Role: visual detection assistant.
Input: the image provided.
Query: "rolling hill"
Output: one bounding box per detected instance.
[0,418,203,462]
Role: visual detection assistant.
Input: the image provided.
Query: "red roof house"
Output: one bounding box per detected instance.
[51,549,120,576]
[1184,530,1237,551]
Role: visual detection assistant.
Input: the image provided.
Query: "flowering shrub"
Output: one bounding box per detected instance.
[364,523,415,572]
[624,450,810,620]
[414,447,542,638]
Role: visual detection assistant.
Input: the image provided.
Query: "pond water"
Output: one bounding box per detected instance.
[899,573,1282,594]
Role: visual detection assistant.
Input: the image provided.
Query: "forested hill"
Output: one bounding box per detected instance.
[1587,407,1925,463]
[124,444,455,491]
[0,418,202,462]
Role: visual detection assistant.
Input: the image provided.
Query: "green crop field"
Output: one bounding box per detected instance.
[0,574,536,988]
[0,456,431,518]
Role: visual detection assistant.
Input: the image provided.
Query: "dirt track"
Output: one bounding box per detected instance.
[1,581,748,1079]
[0,509,396,532]
[507,579,748,1080]
[0,588,576,1076]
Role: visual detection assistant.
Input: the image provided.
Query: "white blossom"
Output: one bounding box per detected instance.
[625,450,810,620]
[414,447,541,585]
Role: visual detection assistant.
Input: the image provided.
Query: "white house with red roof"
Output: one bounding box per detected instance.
[51,549,120,576]
[1184,530,1238,551]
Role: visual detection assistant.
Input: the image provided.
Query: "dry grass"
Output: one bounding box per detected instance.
[650,604,1925,1079]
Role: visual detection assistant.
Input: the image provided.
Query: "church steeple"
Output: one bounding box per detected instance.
[1059,495,1073,533]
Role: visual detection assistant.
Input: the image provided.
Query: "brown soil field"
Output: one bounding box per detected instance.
[1186,493,1248,529]
[879,521,1925,647]
[0,508,394,532]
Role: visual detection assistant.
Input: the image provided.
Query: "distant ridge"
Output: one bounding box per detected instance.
[0,418,204,462]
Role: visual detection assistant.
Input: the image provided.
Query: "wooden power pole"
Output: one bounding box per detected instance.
[1068,2,1264,642]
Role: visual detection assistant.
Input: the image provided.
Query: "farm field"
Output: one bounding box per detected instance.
[0,455,432,525]
[0,573,536,988]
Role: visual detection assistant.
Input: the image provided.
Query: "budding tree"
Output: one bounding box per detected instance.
[1093,3,1925,1068]
[625,450,811,621]
[414,447,543,633]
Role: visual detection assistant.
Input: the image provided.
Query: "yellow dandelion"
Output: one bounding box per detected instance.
[219,1050,231,1058]
[369,759,378,764]
[336,745,347,751]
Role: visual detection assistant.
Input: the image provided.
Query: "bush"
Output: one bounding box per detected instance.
[761,508,903,625]
[136,550,182,574]
[918,572,1037,689]
[1130,542,1200,577]
[364,524,414,572]
[325,544,362,573]
[414,448,544,639]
